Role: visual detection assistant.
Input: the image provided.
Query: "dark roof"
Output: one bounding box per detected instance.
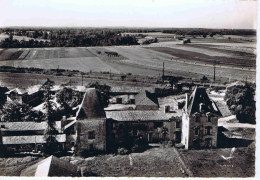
[186,86,222,116]
[77,88,106,119]
[20,155,78,177]
[106,110,180,122]
[135,90,158,107]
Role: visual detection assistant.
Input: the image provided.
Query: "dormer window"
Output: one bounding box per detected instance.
[206,112,211,122]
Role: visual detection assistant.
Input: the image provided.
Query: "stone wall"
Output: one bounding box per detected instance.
[76,119,106,154]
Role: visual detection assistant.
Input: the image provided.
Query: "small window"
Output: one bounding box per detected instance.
[1,125,5,128]
[88,131,95,139]
[176,121,181,128]
[194,127,200,135]
[195,116,200,122]
[70,141,75,146]
[207,116,211,122]
[205,126,212,135]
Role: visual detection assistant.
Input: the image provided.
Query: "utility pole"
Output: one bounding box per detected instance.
[213,60,217,83]
[162,62,165,82]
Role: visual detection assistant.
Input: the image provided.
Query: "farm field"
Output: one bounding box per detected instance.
[144,47,255,68]
[0,47,96,61]
[0,35,256,83]
[0,57,120,73]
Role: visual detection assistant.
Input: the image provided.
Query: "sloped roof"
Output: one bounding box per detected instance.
[226,81,246,89]
[27,85,42,95]
[106,110,180,122]
[20,155,78,177]
[5,88,26,95]
[77,88,106,119]
[110,86,154,94]
[186,86,222,116]
[0,121,62,132]
[135,90,158,107]
[2,134,66,145]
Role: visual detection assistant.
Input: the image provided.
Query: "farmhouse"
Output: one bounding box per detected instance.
[106,110,182,150]
[181,87,222,149]
[0,84,222,155]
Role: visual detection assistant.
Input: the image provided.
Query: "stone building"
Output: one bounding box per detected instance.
[75,88,107,154]
[106,110,182,150]
[181,87,222,149]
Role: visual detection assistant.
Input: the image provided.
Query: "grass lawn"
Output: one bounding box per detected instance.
[62,147,189,177]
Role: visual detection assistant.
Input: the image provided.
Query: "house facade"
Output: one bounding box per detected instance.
[106,110,182,150]
[181,87,222,149]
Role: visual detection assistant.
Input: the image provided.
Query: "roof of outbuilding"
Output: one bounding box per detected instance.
[105,110,181,122]
[2,134,66,145]
[0,121,62,132]
[20,155,78,177]
[135,90,158,107]
[110,86,154,94]
[5,88,26,95]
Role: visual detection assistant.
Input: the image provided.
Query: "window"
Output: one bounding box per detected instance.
[194,126,200,135]
[176,121,181,128]
[207,116,211,122]
[195,116,200,122]
[70,141,75,146]
[88,131,95,139]
[205,126,212,135]
[1,125,5,128]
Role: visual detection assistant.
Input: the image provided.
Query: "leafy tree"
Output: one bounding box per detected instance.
[41,78,59,154]
[225,83,255,124]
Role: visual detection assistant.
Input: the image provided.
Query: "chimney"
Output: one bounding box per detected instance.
[62,116,67,121]
[185,93,189,111]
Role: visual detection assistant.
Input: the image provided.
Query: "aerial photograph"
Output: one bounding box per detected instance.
[0,0,257,178]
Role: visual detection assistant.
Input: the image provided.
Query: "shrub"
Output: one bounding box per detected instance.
[117,147,129,155]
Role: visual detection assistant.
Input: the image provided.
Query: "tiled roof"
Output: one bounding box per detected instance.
[135,90,158,106]
[0,121,62,132]
[77,88,106,119]
[27,85,42,95]
[2,134,66,145]
[5,88,26,95]
[110,86,154,93]
[106,110,181,122]
[186,86,222,116]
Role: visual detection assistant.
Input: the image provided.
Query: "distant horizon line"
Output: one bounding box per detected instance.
[0,26,256,30]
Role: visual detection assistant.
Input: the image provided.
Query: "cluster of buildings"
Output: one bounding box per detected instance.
[0,82,222,156]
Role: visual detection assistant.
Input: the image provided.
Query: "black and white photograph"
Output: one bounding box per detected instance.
[0,0,258,178]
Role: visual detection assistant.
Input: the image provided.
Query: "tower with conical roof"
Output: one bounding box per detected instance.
[181,86,222,149]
